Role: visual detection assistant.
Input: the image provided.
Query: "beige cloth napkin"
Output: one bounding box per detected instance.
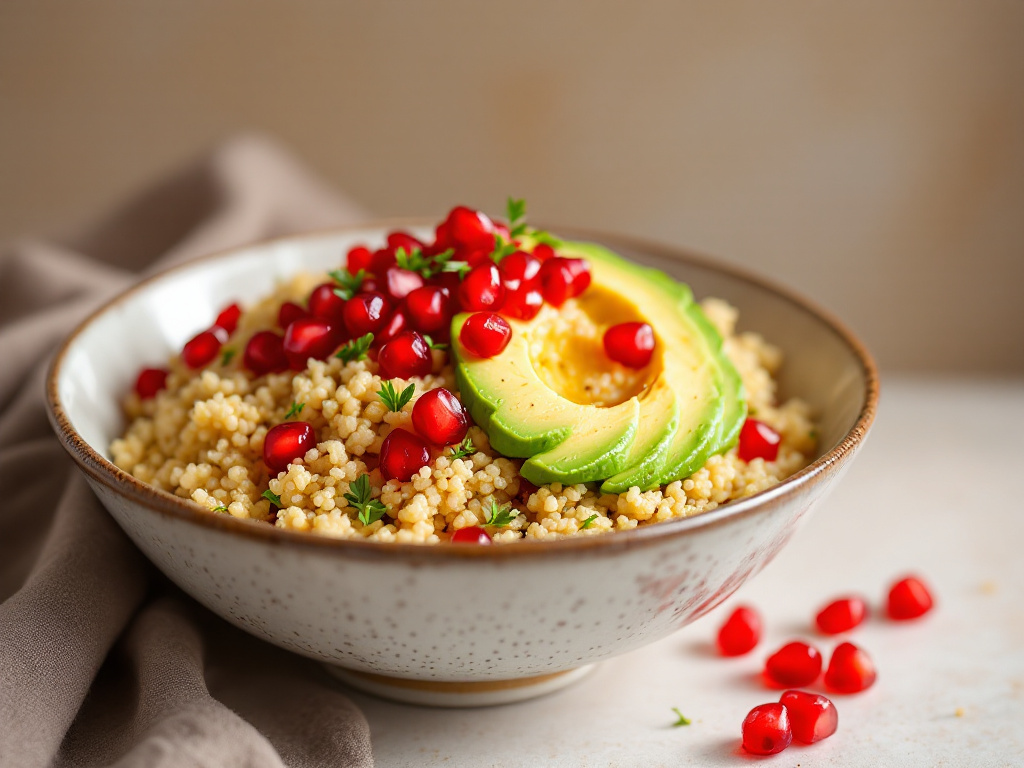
[0,136,376,767]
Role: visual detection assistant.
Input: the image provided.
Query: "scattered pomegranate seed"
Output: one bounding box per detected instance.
[737,418,781,463]
[887,575,934,620]
[134,368,168,399]
[244,331,289,375]
[412,388,469,446]
[501,285,544,320]
[375,306,411,347]
[378,331,433,379]
[283,317,341,369]
[459,263,506,312]
[716,605,762,656]
[816,596,868,634]
[182,327,227,369]
[459,313,512,358]
[214,303,241,334]
[379,427,431,481]
[538,257,590,306]
[451,526,491,544]
[824,642,877,694]
[263,421,316,474]
[308,282,348,323]
[384,266,425,301]
[278,301,307,328]
[387,231,425,255]
[765,641,824,687]
[405,286,453,332]
[346,245,373,274]
[603,322,655,368]
[779,690,839,744]
[499,251,542,291]
[445,206,496,251]
[741,703,792,756]
[343,292,391,337]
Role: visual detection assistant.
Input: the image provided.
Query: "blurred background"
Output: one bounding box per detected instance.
[1,0,1021,372]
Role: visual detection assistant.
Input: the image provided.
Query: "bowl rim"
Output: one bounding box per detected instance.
[46,219,879,560]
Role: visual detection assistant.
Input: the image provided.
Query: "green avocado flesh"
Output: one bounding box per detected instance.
[450,240,746,489]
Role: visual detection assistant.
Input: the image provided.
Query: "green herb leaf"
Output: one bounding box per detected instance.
[335,333,374,363]
[329,268,366,300]
[423,335,449,351]
[344,474,388,527]
[285,401,305,419]
[378,380,416,412]
[211,504,229,514]
[580,513,599,530]
[484,498,516,528]
[530,229,562,248]
[448,437,475,461]
[671,708,691,727]
[395,247,432,274]
[262,489,281,507]
[220,348,236,366]
[440,259,471,278]
[489,234,519,263]
[506,197,527,237]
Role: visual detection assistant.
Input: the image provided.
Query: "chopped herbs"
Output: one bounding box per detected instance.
[262,489,281,507]
[448,437,475,460]
[285,401,305,419]
[395,247,432,275]
[220,348,236,366]
[378,380,416,412]
[329,268,366,300]
[344,474,387,527]
[335,332,374,363]
[491,196,559,261]
[423,335,449,350]
[484,498,516,528]
[580,513,599,530]
[671,708,691,727]
[395,246,465,279]
[211,504,228,514]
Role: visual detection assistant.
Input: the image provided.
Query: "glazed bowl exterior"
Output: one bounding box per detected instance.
[47,222,877,701]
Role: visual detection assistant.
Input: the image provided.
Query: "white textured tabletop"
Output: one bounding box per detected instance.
[348,376,1024,768]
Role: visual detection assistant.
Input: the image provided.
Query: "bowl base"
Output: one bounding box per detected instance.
[324,664,596,707]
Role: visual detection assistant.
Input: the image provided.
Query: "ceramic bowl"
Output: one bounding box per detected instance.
[46,222,878,707]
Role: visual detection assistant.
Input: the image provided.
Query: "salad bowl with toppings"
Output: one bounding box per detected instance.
[47,203,878,706]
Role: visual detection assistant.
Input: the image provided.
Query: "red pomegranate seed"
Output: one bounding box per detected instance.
[405,286,453,333]
[445,206,496,251]
[308,282,348,323]
[737,418,781,462]
[375,306,410,346]
[278,301,307,328]
[359,276,380,294]
[887,575,934,620]
[603,322,655,368]
[343,292,391,337]
[412,387,469,446]
[378,331,433,379]
[765,641,823,687]
[384,266,425,301]
[264,421,317,474]
[214,303,241,334]
[182,327,227,369]
[459,313,511,358]
[370,248,397,276]
[741,703,792,756]
[498,250,542,291]
[716,605,762,656]
[458,263,506,312]
[244,331,289,375]
[387,231,425,254]
[816,596,868,634]
[134,368,168,399]
[451,526,491,544]
[501,285,544,320]
[538,257,590,306]
[379,427,431,481]
[532,243,556,261]
[824,642,877,693]
[779,690,839,744]
[433,219,454,252]
[283,317,341,369]
[347,245,373,274]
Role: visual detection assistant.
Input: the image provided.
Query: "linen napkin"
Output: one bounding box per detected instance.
[0,135,375,768]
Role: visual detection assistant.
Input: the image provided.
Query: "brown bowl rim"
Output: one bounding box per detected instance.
[45,219,879,561]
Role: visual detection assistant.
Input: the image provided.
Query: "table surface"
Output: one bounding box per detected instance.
[347,375,1024,768]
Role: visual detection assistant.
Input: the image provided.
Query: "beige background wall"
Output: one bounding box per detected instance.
[1,1,1021,371]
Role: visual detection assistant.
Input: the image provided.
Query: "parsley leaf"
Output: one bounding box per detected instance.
[671,708,691,727]
[423,335,449,351]
[344,474,387,526]
[262,489,281,507]
[378,380,416,412]
[395,247,432,274]
[448,437,475,460]
[530,229,562,248]
[440,259,471,278]
[580,513,599,530]
[329,268,366,300]
[335,333,374,363]
[285,401,305,419]
[489,235,519,263]
[484,498,516,528]
[220,348,236,366]
[211,504,229,514]
[506,197,528,238]
[396,247,464,279]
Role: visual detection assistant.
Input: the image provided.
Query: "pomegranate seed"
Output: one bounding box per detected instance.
[433,220,454,251]
[347,245,373,274]
[412,387,469,446]
[737,418,781,462]
[379,427,431,481]
[214,303,241,334]
[532,243,556,261]
[499,251,542,290]
[824,642,877,693]
[765,641,823,687]
[887,575,934,620]
[779,690,839,744]
[283,317,341,369]
[405,286,453,333]
[493,222,511,241]
[564,258,591,295]
[378,331,432,379]
[375,306,411,346]
[264,421,316,474]
[308,282,348,323]
[182,327,227,369]
[501,285,544,320]
[445,206,496,251]
[343,292,391,337]
[134,368,168,399]
[384,266,425,301]
[278,301,307,328]
[741,703,792,756]
[359,277,380,294]
[603,322,655,368]
[244,331,289,375]
[716,605,762,656]
[387,231,425,254]
[816,596,868,634]
[370,248,397,276]
[459,313,512,358]
[459,264,505,312]
[451,526,491,544]
[538,257,590,306]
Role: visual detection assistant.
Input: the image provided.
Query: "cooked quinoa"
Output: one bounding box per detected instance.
[111,274,816,543]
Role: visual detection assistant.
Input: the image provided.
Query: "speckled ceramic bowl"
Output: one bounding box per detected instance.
[46,222,878,707]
